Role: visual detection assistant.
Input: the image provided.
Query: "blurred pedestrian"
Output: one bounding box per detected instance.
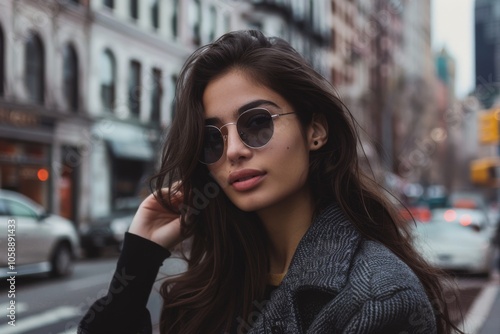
[78,30,463,334]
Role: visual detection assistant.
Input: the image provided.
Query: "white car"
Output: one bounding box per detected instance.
[0,190,80,278]
[411,208,495,275]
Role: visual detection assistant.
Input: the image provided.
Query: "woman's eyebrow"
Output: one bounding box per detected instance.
[236,99,279,114]
[204,99,280,124]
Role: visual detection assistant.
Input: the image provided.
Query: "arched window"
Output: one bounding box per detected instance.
[209,6,217,41]
[25,33,45,104]
[104,0,114,9]
[190,0,201,45]
[170,74,177,121]
[151,0,159,29]
[150,68,162,123]
[128,60,141,117]
[309,0,314,24]
[0,25,4,96]
[100,49,116,111]
[63,44,79,111]
[171,0,179,39]
[130,0,139,20]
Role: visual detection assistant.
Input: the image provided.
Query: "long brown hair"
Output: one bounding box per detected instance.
[152,30,463,334]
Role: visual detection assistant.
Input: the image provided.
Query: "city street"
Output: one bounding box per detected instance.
[0,254,188,334]
[0,255,499,334]
[0,257,117,334]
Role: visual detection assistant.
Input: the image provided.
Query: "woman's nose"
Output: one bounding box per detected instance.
[225,126,252,163]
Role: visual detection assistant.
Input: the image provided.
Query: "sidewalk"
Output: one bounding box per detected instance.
[478,285,500,334]
[463,272,500,334]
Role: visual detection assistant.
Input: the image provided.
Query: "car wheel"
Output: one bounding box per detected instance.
[51,244,73,277]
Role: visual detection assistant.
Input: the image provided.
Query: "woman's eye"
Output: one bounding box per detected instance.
[205,129,222,141]
[245,114,270,128]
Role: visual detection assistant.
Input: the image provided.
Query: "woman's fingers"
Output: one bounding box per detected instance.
[128,185,185,248]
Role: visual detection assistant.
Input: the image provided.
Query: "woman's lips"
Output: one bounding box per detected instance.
[228,169,266,191]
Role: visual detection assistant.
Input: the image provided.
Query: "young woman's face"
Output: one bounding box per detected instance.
[202,70,313,213]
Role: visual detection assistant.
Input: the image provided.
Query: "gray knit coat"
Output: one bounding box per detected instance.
[246,204,438,334]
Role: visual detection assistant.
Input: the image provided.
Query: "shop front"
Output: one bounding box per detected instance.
[0,107,53,208]
[0,105,89,227]
[90,120,157,218]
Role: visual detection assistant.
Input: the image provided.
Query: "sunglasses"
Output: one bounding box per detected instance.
[200,107,296,164]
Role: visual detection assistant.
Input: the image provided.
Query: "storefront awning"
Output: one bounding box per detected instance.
[106,139,155,161]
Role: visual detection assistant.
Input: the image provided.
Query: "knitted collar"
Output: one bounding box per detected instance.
[280,203,362,291]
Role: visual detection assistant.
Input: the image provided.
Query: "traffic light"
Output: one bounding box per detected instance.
[470,158,500,186]
[478,109,500,144]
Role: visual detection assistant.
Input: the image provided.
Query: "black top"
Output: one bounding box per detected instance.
[78,232,170,334]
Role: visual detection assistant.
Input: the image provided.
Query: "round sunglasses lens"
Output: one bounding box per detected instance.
[238,109,274,147]
[202,126,224,164]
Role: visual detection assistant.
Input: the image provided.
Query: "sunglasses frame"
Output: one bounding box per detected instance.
[200,107,296,165]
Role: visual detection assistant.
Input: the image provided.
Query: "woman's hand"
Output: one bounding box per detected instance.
[128,187,183,249]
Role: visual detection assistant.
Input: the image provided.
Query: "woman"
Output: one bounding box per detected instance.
[78,30,463,334]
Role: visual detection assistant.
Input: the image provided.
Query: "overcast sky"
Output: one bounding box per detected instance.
[431,0,475,98]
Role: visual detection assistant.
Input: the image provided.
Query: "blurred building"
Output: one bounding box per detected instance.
[326,0,454,199]
[86,0,193,220]
[475,0,500,108]
[0,0,330,227]
[243,0,331,77]
[0,0,92,225]
[328,0,407,179]
[396,0,437,182]
[435,48,456,98]
[329,0,373,137]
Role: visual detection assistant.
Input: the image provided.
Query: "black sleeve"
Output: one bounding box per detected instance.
[78,232,171,334]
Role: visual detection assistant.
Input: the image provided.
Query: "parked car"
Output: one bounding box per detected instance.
[448,191,489,213]
[411,208,495,275]
[0,189,80,278]
[80,210,135,257]
[432,207,498,239]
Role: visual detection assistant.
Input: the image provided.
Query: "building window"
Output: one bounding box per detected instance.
[128,60,141,117]
[151,0,159,29]
[104,0,114,9]
[150,68,162,124]
[332,29,336,51]
[309,0,314,25]
[130,0,139,19]
[63,44,79,111]
[25,33,45,104]
[0,25,4,96]
[170,74,177,120]
[100,49,116,111]
[209,5,217,41]
[190,0,201,45]
[172,0,179,39]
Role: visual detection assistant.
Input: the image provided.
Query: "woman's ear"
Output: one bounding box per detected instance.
[307,113,328,150]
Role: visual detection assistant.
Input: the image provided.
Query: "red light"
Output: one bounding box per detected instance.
[420,209,431,222]
[459,214,472,226]
[444,209,457,222]
[37,168,49,182]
